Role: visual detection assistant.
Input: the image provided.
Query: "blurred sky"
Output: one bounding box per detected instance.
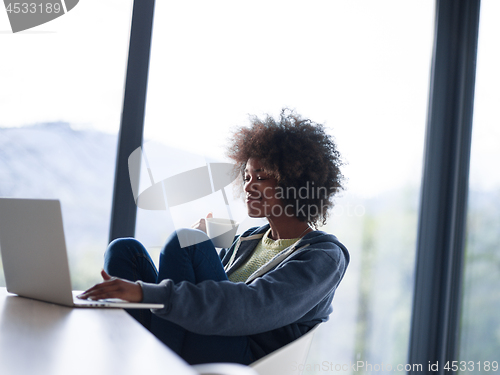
[1,0,498,195]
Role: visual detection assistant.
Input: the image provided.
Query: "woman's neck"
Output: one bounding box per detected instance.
[267,216,313,240]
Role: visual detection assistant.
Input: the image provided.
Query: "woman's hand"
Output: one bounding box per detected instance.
[191,212,213,233]
[77,270,143,302]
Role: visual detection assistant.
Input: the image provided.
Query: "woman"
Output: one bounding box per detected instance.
[79,109,350,365]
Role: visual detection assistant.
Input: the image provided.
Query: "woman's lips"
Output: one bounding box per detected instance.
[245,195,261,203]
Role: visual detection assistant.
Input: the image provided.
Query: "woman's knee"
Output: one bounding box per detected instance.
[106,237,147,260]
[163,228,211,254]
[104,237,157,283]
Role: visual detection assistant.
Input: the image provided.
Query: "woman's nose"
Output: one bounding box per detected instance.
[244,178,256,193]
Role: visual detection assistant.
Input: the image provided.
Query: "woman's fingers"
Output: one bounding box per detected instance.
[101,269,112,280]
[77,277,143,302]
[191,212,213,233]
[191,219,206,233]
[77,279,119,300]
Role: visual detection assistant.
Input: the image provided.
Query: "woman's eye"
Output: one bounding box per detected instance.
[243,175,267,182]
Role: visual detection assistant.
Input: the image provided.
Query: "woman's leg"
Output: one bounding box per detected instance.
[104,230,253,364]
[150,228,229,355]
[156,228,228,284]
[153,229,254,365]
[103,238,157,329]
[181,333,255,365]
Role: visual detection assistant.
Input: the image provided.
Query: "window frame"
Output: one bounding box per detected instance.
[408,1,480,373]
[110,1,482,373]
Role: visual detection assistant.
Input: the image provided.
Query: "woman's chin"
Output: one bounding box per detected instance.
[247,212,262,219]
[246,209,265,218]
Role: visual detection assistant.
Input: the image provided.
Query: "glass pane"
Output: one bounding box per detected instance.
[459,0,500,371]
[0,1,133,289]
[139,1,433,372]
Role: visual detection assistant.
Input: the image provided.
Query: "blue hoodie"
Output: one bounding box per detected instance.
[139,224,349,360]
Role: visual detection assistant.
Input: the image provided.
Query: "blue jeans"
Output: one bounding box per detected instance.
[103,229,254,365]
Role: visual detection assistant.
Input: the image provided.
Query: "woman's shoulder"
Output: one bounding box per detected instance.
[295,230,350,264]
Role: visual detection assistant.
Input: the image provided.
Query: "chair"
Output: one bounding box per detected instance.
[193,362,259,375]
[250,324,320,375]
[193,325,319,375]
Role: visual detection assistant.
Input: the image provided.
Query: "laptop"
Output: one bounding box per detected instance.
[0,198,163,309]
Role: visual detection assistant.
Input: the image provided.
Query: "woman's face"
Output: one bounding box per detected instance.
[244,158,284,219]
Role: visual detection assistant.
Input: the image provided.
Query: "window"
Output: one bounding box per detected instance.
[136,1,434,372]
[0,0,133,289]
[459,0,500,369]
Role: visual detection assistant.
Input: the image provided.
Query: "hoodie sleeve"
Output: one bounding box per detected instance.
[138,242,348,336]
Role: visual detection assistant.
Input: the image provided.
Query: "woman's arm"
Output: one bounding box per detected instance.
[139,243,348,336]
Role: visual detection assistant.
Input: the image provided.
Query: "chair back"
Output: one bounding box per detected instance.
[250,325,320,375]
[193,362,259,375]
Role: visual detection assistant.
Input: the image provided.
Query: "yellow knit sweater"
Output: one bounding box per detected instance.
[228,228,300,283]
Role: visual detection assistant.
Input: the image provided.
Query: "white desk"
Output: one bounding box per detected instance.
[0,287,197,375]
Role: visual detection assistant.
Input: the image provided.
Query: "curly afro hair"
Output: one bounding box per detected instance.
[226,109,345,228]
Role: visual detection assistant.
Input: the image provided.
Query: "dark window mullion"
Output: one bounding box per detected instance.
[408,1,480,374]
[109,0,156,242]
